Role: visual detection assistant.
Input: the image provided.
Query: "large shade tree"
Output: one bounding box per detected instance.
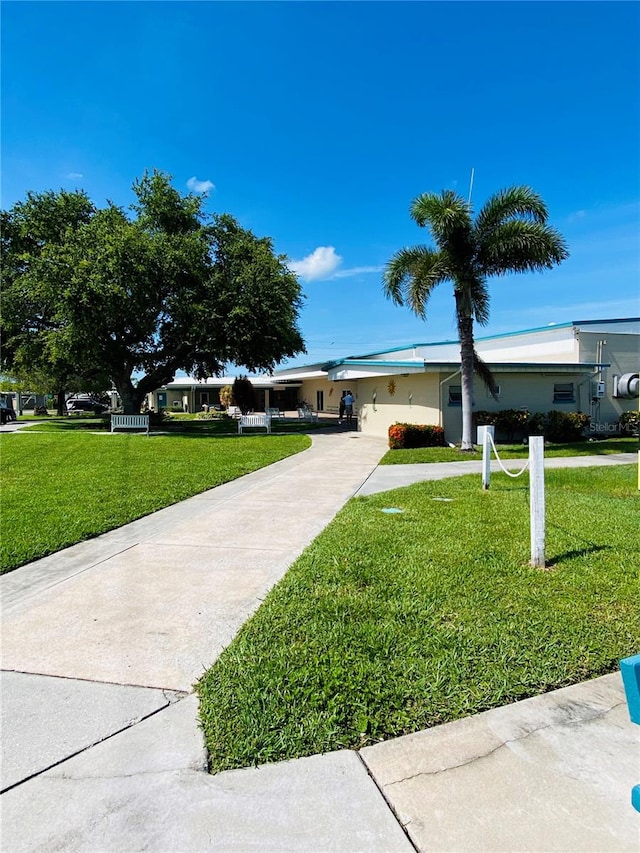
[0,190,109,413]
[1,172,306,413]
[384,187,569,450]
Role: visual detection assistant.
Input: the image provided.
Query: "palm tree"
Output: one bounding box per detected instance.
[384,186,569,450]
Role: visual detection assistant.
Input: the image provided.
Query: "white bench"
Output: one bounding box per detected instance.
[297,407,318,422]
[266,407,284,419]
[227,406,242,419]
[238,414,271,434]
[111,414,150,434]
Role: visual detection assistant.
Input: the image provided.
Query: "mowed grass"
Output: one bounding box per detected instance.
[0,431,310,572]
[20,414,324,435]
[380,436,637,464]
[197,464,639,773]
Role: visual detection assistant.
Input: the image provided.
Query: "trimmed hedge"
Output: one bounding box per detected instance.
[389,422,445,449]
[473,409,590,443]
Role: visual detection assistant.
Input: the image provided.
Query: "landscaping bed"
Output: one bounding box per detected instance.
[380,436,636,464]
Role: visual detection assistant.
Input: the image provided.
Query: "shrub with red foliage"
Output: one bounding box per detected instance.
[388,422,445,449]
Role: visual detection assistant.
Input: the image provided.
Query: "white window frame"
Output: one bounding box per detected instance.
[553,382,575,403]
[448,385,462,406]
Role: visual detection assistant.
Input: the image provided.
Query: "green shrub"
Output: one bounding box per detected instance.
[619,411,639,435]
[527,412,547,435]
[545,410,590,442]
[388,422,445,449]
[472,410,500,426]
[233,376,255,415]
[148,408,169,427]
[219,385,233,409]
[196,411,229,421]
[473,409,590,442]
[473,409,529,441]
[473,409,527,440]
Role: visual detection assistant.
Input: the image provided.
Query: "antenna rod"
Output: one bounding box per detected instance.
[467,167,475,205]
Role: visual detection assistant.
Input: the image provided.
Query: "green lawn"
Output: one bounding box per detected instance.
[197,464,639,773]
[19,413,325,435]
[0,431,310,573]
[380,436,637,464]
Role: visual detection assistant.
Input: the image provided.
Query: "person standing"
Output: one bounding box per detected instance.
[343,390,354,425]
[338,390,347,423]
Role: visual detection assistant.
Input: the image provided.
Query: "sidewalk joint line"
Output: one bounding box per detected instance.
[355,750,420,852]
[0,695,195,795]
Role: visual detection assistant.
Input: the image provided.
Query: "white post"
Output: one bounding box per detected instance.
[529,436,546,568]
[478,424,494,490]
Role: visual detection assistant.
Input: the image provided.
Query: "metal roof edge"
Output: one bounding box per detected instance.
[344,317,639,360]
[572,317,640,326]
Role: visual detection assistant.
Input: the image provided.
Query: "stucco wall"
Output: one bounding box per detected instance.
[356,374,442,439]
[578,331,639,375]
[297,377,342,412]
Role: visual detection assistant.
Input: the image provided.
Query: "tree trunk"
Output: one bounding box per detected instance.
[458,314,476,451]
[56,384,66,417]
[116,377,145,414]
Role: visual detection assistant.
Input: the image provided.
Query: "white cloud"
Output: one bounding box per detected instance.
[334,265,383,278]
[186,176,215,194]
[289,246,343,281]
[567,209,587,223]
[65,172,84,179]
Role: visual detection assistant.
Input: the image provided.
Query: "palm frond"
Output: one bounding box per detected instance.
[473,350,499,400]
[383,246,449,319]
[469,278,490,326]
[410,191,472,242]
[475,186,548,239]
[477,221,569,276]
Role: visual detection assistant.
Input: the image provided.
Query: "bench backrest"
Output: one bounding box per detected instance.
[112,414,148,425]
[238,413,271,434]
[111,414,150,433]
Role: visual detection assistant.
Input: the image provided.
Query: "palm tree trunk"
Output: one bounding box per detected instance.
[458,314,475,451]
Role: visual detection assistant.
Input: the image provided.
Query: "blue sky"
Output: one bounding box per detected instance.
[2,1,638,370]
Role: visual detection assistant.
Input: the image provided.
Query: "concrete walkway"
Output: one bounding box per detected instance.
[356,451,637,496]
[1,435,638,851]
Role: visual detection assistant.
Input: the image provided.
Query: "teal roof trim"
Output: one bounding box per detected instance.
[292,318,639,371]
[322,358,423,370]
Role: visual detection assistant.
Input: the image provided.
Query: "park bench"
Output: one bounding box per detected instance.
[266,407,284,419]
[238,414,271,434]
[297,406,318,422]
[110,414,150,435]
[227,406,242,419]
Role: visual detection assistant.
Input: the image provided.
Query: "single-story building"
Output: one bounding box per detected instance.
[146,375,303,415]
[151,318,639,442]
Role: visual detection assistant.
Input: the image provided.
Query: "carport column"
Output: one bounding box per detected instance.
[529,436,546,568]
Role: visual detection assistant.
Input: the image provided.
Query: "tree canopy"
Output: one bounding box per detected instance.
[1,171,305,413]
[384,186,568,450]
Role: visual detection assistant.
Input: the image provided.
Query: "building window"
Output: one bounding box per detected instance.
[553,382,575,403]
[448,385,462,406]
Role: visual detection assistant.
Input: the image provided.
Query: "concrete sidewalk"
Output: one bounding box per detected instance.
[355,451,637,496]
[1,436,638,851]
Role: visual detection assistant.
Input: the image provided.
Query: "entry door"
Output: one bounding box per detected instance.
[316,390,324,412]
[157,392,167,408]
